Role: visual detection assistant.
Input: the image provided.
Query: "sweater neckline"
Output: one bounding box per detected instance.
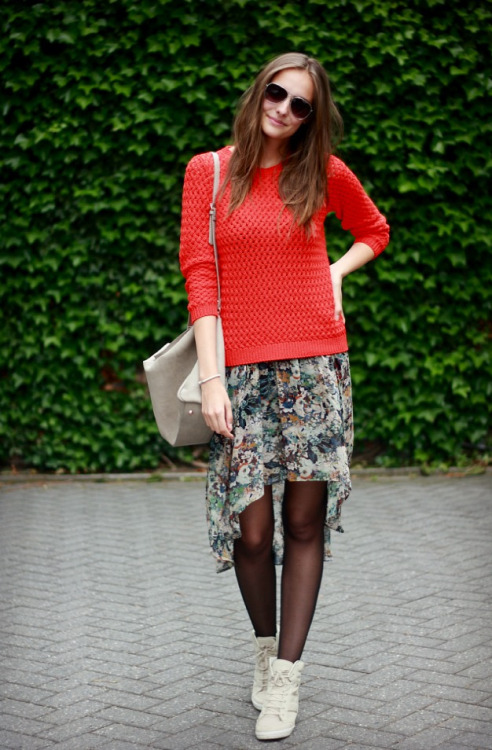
[224,146,282,173]
[258,161,283,172]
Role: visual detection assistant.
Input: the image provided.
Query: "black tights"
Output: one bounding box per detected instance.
[233,481,327,663]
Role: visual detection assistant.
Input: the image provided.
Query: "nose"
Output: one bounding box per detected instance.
[275,97,290,116]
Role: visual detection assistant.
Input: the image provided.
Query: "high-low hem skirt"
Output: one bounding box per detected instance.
[206,353,354,573]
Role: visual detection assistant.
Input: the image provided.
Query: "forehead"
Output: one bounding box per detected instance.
[270,68,314,101]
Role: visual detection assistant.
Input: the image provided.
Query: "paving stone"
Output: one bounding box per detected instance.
[380,708,451,735]
[318,704,387,728]
[0,698,55,720]
[470,674,492,690]
[85,688,162,711]
[278,715,339,742]
[392,725,461,749]
[212,729,272,749]
[363,678,425,700]
[143,677,212,703]
[41,735,113,750]
[193,709,254,735]
[89,675,158,695]
[321,724,404,747]
[310,677,370,698]
[185,652,251,674]
[0,666,52,689]
[84,660,152,680]
[440,715,492,735]
[419,682,491,704]
[35,715,112,743]
[39,685,110,708]
[458,661,492,680]
[198,682,249,703]
[289,740,346,750]
[373,692,438,721]
[291,697,332,720]
[314,691,385,713]
[395,654,468,673]
[93,722,167,745]
[151,723,224,749]
[302,665,366,684]
[146,690,210,718]
[29,700,110,726]
[342,652,407,673]
[431,698,492,723]
[92,704,164,728]
[0,729,54,749]
[0,475,491,750]
[0,713,54,736]
[456,732,492,748]
[0,683,56,704]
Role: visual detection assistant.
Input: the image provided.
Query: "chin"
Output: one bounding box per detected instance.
[262,121,290,141]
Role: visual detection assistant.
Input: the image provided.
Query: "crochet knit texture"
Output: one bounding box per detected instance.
[179,146,389,367]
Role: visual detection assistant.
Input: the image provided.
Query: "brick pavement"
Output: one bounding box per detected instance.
[0,473,491,750]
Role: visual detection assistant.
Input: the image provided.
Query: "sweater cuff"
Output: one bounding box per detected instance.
[355,234,389,258]
[190,304,219,324]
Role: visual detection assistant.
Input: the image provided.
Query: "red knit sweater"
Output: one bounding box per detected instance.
[179,146,389,367]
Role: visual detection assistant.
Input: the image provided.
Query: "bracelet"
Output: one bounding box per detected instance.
[198,373,221,386]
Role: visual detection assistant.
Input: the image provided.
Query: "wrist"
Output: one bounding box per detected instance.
[198,373,221,386]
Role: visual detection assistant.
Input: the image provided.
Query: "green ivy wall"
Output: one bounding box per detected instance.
[1,0,490,471]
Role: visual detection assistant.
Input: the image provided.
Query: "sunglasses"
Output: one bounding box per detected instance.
[264,82,313,120]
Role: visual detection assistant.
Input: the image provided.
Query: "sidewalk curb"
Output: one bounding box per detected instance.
[1,466,489,484]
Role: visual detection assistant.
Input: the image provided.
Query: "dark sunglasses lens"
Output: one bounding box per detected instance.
[265,83,312,119]
[291,97,311,119]
[265,83,287,103]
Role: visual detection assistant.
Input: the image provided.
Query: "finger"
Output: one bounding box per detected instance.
[225,400,233,433]
[207,408,233,440]
[216,413,234,439]
[334,294,343,320]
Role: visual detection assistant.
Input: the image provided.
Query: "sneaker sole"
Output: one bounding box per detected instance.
[255,725,295,740]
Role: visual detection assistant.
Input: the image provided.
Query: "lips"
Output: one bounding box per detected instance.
[266,114,286,127]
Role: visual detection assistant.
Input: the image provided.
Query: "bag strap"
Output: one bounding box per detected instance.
[209,151,221,314]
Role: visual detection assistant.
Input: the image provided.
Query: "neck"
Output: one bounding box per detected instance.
[260,137,287,168]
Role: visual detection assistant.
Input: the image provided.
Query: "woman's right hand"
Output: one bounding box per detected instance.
[201,379,234,439]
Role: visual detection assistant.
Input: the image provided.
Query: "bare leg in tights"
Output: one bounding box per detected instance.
[278,480,327,662]
[234,487,276,638]
[234,480,327,659]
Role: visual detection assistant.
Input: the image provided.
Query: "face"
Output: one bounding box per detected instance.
[261,68,314,143]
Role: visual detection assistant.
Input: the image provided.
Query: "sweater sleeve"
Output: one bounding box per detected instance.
[179,152,219,322]
[327,156,390,257]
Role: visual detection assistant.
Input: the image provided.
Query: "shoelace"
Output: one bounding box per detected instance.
[262,671,293,719]
[257,646,274,690]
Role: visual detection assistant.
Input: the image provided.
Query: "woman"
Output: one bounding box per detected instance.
[179,52,389,741]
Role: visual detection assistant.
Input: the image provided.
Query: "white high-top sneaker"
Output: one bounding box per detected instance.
[251,631,278,710]
[255,657,304,740]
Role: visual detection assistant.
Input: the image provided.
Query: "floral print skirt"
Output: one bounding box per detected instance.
[206,353,353,573]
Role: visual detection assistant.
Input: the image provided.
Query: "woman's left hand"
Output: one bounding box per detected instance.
[329,243,376,323]
[330,264,345,323]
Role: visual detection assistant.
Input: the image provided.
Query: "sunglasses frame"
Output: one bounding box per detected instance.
[264,82,313,121]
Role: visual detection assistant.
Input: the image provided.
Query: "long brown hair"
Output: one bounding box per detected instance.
[223,52,343,229]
